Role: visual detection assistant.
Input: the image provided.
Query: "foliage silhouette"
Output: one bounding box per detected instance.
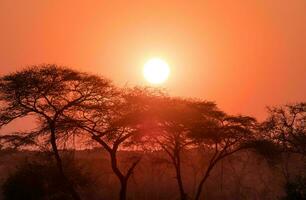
[261,102,306,155]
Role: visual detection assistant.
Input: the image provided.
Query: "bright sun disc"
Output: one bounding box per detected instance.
[143,58,170,84]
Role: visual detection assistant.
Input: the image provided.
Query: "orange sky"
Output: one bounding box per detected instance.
[0,0,305,120]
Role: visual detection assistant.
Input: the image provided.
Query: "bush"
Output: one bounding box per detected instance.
[2,157,91,200]
[283,175,306,200]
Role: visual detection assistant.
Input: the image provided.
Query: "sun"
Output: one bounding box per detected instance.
[143,58,170,84]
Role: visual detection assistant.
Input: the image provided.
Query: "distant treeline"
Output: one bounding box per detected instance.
[0,65,305,200]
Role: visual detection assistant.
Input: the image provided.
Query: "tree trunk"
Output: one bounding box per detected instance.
[194,164,214,200]
[119,179,128,200]
[174,152,187,200]
[110,151,128,200]
[93,137,135,200]
[50,125,81,200]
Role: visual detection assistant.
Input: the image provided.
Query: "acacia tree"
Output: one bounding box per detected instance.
[71,87,162,200]
[190,115,257,200]
[0,65,116,200]
[144,97,223,200]
[146,97,256,200]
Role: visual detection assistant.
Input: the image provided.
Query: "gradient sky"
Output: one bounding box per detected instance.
[0,0,305,120]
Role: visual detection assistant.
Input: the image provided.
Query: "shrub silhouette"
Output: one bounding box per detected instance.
[283,175,306,200]
[3,158,91,200]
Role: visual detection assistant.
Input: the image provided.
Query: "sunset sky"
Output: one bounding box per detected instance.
[0,0,305,119]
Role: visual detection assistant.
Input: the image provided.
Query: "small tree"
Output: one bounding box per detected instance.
[262,102,306,155]
[259,103,306,198]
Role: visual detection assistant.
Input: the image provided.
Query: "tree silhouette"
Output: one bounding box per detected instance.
[71,87,162,200]
[140,96,257,200]
[0,64,115,200]
[190,115,257,200]
[145,97,223,200]
[142,96,256,200]
[261,102,306,155]
[258,103,306,199]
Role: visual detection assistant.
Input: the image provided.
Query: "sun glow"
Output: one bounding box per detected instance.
[143,58,170,84]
